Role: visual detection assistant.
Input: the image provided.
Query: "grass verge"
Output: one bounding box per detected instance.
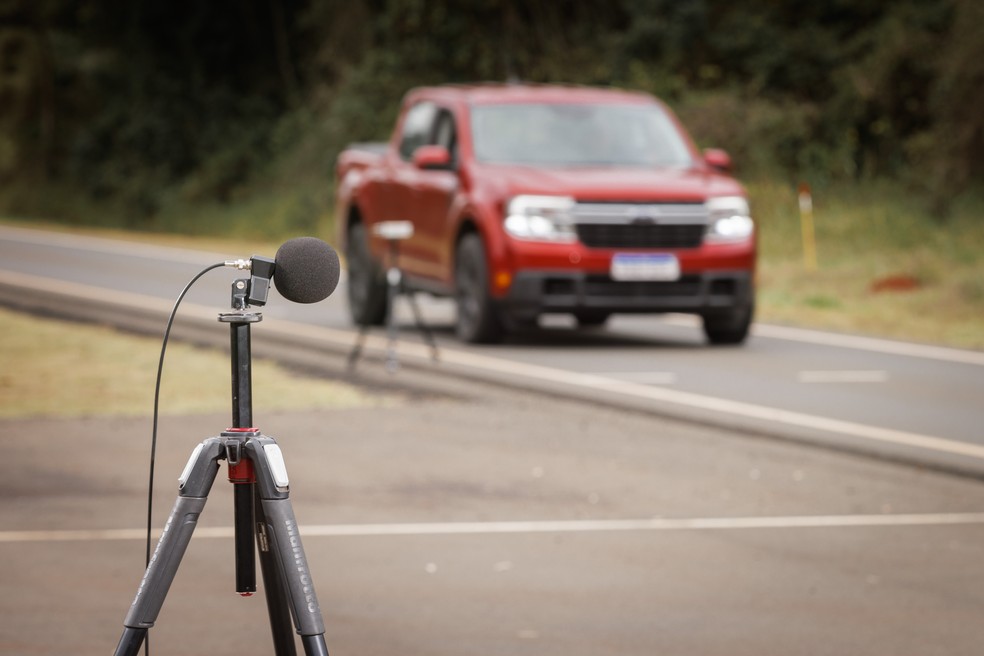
[0,306,391,419]
[749,180,984,350]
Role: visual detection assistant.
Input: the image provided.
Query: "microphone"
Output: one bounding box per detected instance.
[224,237,341,306]
[273,237,341,304]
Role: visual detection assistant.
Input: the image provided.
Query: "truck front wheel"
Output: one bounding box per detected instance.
[455,233,503,343]
[346,222,388,326]
[702,301,753,345]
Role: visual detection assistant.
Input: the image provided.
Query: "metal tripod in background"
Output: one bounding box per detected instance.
[348,221,440,372]
[114,278,330,656]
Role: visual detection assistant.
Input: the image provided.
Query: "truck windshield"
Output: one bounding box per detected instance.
[470,103,694,167]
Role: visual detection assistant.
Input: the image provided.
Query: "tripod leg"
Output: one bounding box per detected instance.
[346,322,371,371]
[255,486,299,656]
[385,267,400,372]
[406,291,440,362]
[115,497,207,654]
[114,439,223,656]
[258,497,329,654]
[248,436,329,655]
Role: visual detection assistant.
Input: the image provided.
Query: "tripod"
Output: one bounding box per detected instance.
[114,280,330,656]
[348,221,439,372]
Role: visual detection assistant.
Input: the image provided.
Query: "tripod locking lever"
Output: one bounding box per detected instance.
[224,439,243,466]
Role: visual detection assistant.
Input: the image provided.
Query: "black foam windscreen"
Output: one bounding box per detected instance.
[273,237,341,304]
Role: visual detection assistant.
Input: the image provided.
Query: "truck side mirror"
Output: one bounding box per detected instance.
[703,148,732,173]
[413,145,454,170]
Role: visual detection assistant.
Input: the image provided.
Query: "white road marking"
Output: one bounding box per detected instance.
[0,224,349,280]
[596,371,678,385]
[0,224,232,264]
[798,370,889,383]
[753,323,984,367]
[657,313,984,366]
[3,270,983,462]
[421,344,984,460]
[4,513,984,543]
[3,224,979,365]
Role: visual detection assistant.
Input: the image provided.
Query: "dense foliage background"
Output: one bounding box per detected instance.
[1,0,982,233]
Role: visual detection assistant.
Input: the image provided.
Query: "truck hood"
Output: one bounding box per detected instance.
[474,164,743,203]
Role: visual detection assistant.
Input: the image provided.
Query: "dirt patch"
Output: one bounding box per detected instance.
[870,274,921,293]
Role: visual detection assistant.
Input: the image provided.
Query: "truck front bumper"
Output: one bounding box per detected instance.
[499,269,753,320]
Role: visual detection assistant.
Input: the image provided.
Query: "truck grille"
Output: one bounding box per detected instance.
[571,202,709,250]
[575,223,705,249]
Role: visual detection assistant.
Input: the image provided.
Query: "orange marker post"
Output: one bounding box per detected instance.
[798,182,817,271]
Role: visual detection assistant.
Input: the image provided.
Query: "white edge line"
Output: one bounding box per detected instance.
[4,271,984,462]
[0,224,234,264]
[4,513,984,543]
[657,313,984,367]
[752,323,984,367]
[0,225,350,279]
[3,225,979,365]
[420,345,984,461]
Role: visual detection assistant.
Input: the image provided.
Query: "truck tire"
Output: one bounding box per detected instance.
[702,301,753,345]
[455,233,503,343]
[574,311,611,328]
[345,222,388,326]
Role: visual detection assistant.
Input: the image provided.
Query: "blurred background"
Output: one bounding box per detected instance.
[1,0,982,345]
[2,6,984,652]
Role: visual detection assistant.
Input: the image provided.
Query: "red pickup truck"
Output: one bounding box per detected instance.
[335,84,755,344]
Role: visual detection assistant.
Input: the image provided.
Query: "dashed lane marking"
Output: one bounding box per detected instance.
[595,371,678,385]
[798,370,889,383]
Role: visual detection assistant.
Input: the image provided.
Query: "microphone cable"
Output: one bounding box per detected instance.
[143,261,224,655]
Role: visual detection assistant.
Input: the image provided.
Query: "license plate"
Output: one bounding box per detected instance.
[610,253,680,281]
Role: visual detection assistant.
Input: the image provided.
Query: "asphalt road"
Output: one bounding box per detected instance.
[3,224,984,654]
[3,379,984,655]
[1,224,982,474]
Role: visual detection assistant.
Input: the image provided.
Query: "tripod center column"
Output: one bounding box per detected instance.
[219,308,262,429]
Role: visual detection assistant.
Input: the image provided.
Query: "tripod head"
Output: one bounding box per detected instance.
[225,255,276,312]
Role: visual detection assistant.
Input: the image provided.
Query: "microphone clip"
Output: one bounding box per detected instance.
[229,256,276,309]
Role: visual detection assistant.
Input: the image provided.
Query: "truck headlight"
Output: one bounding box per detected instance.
[505,195,577,242]
[705,196,754,243]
